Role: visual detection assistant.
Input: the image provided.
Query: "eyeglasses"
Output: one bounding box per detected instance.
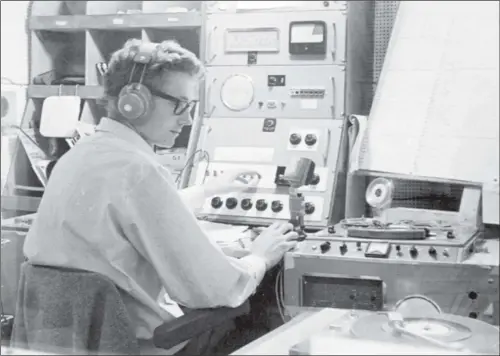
[149,89,198,116]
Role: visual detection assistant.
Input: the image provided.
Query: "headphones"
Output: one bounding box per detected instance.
[117,51,154,121]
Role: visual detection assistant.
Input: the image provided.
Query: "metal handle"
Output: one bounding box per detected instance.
[323,128,331,166]
[330,76,336,118]
[331,23,337,62]
[205,78,216,117]
[206,26,217,64]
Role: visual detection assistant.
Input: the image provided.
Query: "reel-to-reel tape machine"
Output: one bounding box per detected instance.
[283,177,499,325]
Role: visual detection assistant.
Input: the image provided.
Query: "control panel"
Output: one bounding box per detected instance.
[283,231,499,319]
[206,9,347,66]
[294,239,471,263]
[205,66,345,119]
[192,118,344,228]
[302,275,384,311]
[201,193,325,223]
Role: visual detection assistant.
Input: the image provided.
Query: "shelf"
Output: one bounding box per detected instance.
[29,12,202,31]
[1,196,41,215]
[28,85,104,99]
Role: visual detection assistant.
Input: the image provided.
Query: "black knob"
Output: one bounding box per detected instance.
[327,225,336,234]
[395,245,401,251]
[211,197,223,209]
[410,246,418,258]
[256,199,268,211]
[271,200,283,213]
[320,241,331,253]
[446,231,455,239]
[304,134,317,146]
[310,174,320,185]
[468,291,478,300]
[356,241,362,250]
[305,202,315,215]
[225,197,238,209]
[340,243,348,255]
[241,198,252,211]
[289,133,301,145]
[429,247,437,257]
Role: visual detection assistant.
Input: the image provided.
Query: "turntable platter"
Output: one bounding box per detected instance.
[350,313,499,354]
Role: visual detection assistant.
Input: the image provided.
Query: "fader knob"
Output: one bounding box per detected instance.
[256,199,268,211]
[304,134,317,146]
[271,200,283,213]
[310,174,320,185]
[289,133,302,145]
[410,246,418,258]
[211,197,223,209]
[429,247,437,258]
[241,198,253,211]
[225,197,238,209]
[304,202,315,215]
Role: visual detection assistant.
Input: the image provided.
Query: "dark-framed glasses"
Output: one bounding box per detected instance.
[149,89,198,115]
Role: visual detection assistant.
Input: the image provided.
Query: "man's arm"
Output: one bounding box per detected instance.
[118,165,266,309]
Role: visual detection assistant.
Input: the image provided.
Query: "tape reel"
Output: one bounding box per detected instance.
[365,177,394,210]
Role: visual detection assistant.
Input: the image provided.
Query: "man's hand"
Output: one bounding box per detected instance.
[250,222,298,270]
[204,169,261,197]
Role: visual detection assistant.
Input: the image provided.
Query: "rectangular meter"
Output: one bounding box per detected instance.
[206,11,347,66]
[289,21,327,55]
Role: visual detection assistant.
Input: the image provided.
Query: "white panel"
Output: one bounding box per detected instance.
[196,162,330,192]
[359,1,500,184]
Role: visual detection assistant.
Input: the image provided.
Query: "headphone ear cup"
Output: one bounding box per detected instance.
[117,84,153,121]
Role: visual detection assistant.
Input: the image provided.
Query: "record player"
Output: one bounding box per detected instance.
[289,297,500,355]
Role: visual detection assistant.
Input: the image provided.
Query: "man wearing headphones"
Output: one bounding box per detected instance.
[23,39,298,354]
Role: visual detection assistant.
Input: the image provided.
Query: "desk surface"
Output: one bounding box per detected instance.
[232,308,346,355]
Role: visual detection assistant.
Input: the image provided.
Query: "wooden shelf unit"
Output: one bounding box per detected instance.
[1,1,205,217]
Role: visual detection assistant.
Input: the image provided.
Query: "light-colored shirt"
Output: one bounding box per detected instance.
[23,118,266,343]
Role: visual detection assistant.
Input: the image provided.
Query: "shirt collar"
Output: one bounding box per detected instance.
[96,117,154,155]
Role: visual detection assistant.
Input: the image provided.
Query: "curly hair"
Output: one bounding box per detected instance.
[104,39,204,98]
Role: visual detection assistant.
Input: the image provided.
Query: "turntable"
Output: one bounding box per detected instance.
[289,309,500,355]
[288,296,499,355]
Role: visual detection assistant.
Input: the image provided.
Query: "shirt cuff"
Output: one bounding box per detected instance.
[240,254,267,285]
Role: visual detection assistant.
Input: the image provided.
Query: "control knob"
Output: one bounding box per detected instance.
[410,246,418,258]
[256,199,268,211]
[310,174,320,186]
[340,243,348,255]
[304,134,317,146]
[305,202,315,215]
[320,241,331,254]
[289,133,302,145]
[225,197,238,209]
[241,198,253,211]
[429,247,437,258]
[271,200,283,213]
[211,197,223,209]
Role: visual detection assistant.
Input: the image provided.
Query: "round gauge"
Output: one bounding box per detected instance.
[220,74,254,112]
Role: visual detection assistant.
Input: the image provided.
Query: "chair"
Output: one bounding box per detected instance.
[11,262,250,355]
